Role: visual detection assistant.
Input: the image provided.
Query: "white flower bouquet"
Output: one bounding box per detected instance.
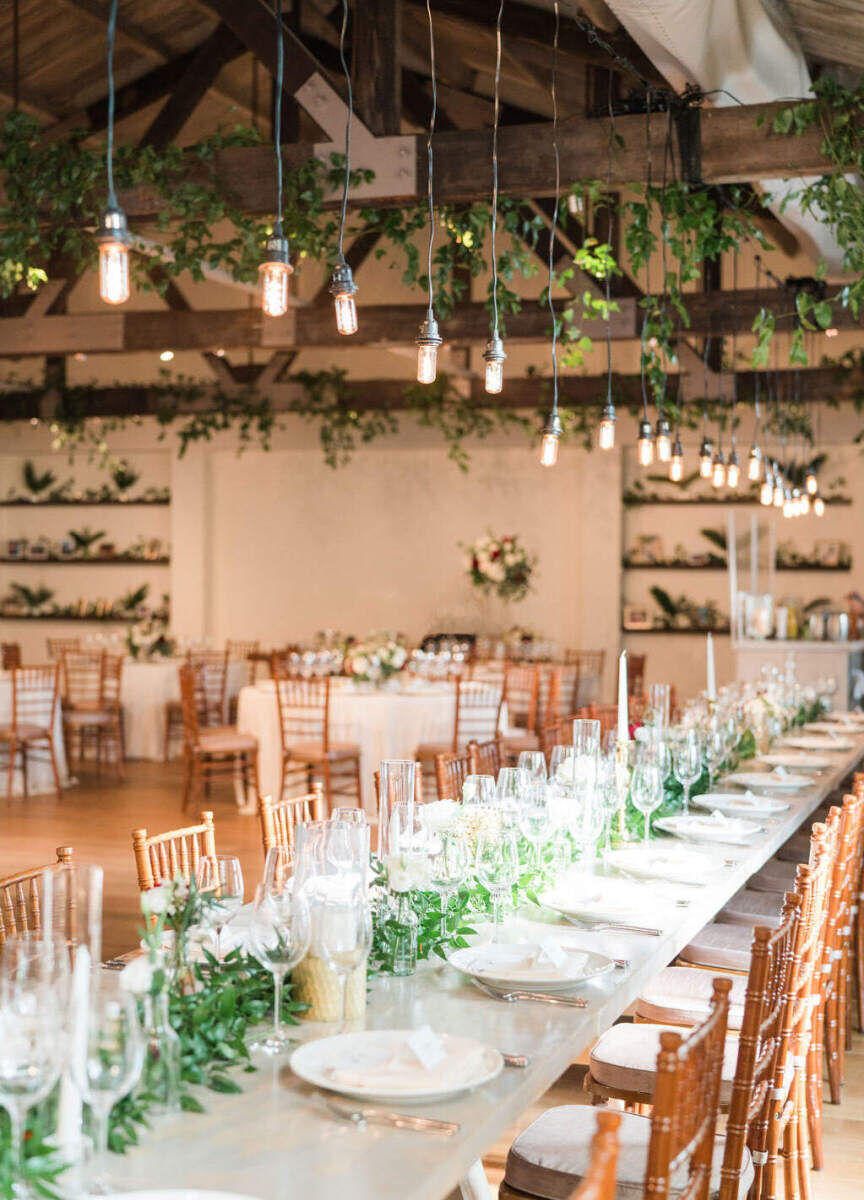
[343,631,408,686]
[126,612,175,661]
[463,532,535,602]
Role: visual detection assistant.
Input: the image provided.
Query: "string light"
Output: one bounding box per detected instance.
[416,0,442,383]
[726,445,740,489]
[814,494,826,517]
[97,0,131,306]
[760,470,773,506]
[699,436,713,478]
[328,0,359,334]
[800,490,811,515]
[805,468,818,495]
[669,433,684,481]
[637,418,654,467]
[711,447,726,488]
[484,0,506,393]
[260,0,293,317]
[539,2,562,466]
[748,444,762,482]
[655,414,672,461]
[598,401,616,450]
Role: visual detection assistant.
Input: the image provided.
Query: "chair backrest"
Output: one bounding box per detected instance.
[564,649,606,708]
[0,846,73,944]
[540,714,580,762]
[584,703,619,736]
[47,637,81,661]
[435,750,471,801]
[454,678,503,748]
[551,664,580,718]
[469,660,507,683]
[226,639,260,661]
[536,665,562,730]
[1,642,21,670]
[468,737,502,778]
[503,664,539,732]
[178,662,203,750]
[567,1111,620,1200]
[273,674,331,751]
[190,650,229,725]
[644,978,732,1200]
[627,653,647,696]
[63,650,123,711]
[132,811,217,891]
[259,786,325,855]
[10,665,59,732]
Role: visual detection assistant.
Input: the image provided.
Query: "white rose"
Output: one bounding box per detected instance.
[386,852,431,893]
[391,647,407,669]
[352,655,369,676]
[141,884,170,916]
[119,955,154,994]
[488,562,506,583]
[419,800,459,834]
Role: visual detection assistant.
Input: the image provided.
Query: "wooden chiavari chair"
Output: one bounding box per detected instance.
[225,639,260,714]
[0,664,62,800]
[582,704,618,736]
[566,1112,620,1200]
[501,665,541,761]
[132,811,217,891]
[47,636,81,662]
[539,714,580,764]
[627,653,647,696]
[259,785,325,856]
[822,792,864,1106]
[500,980,731,1200]
[179,662,260,813]
[415,678,503,799]
[468,737,503,778]
[1,643,21,670]
[62,650,125,777]
[0,846,73,943]
[164,649,231,759]
[272,672,361,810]
[535,665,561,733]
[564,649,605,708]
[435,749,471,801]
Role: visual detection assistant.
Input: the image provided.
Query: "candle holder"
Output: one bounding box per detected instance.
[614,739,636,843]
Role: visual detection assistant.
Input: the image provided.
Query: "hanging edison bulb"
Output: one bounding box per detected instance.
[760,474,773,506]
[259,230,293,317]
[773,477,784,507]
[669,434,684,482]
[483,336,506,395]
[540,411,563,467]
[726,447,740,489]
[655,415,672,462]
[96,207,131,306]
[329,261,358,335]
[805,468,818,495]
[598,401,616,450]
[698,437,713,479]
[814,493,826,517]
[711,450,726,488]
[637,419,654,467]
[416,316,443,384]
[800,490,811,515]
[747,445,762,482]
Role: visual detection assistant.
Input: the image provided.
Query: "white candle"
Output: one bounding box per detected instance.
[706,632,717,701]
[617,650,628,741]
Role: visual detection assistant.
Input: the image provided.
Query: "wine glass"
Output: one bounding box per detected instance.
[596,749,621,856]
[517,781,551,873]
[475,822,519,942]
[72,980,144,1195]
[630,759,664,848]
[462,774,495,805]
[496,767,530,806]
[0,937,69,1193]
[310,882,372,1034]
[648,683,671,730]
[428,830,470,935]
[673,729,703,815]
[704,724,727,791]
[571,718,601,758]
[548,745,575,788]
[572,785,605,871]
[248,882,311,1054]
[195,854,244,959]
[331,807,367,825]
[517,750,547,783]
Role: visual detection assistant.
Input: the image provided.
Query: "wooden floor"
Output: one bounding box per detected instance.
[2,763,862,1196]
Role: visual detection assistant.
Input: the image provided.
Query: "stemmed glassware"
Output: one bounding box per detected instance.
[648,683,671,729]
[517,781,552,873]
[248,880,311,1054]
[331,807,367,826]
[475,821,519,942]
[596,748,621,856]
[462,774,495,805]
[704,723,728,791]
[428,830,470,935]
[495,767,530,816]
[673,729,703,815]
[516,750,547,783]
[195,854,244,959]
[630,758,664,848]
[310,881,372,1034]
[71,979,144,1195]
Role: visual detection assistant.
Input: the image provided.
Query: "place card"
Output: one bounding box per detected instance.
[407,1024,446,1071]
[537,938,569,969]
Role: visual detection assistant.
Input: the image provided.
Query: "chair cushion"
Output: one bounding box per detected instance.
[0,723,52,741]
[678,923,754,972]
[286,741,359,762]
[635,966,747,1030]
[64,709,113,728]
[589,1023,739,1105]
[504,1104,753,1200]
[199,729,258,754]
[775,832,810,864]
[718,888,782,928]
[746,860,798,894]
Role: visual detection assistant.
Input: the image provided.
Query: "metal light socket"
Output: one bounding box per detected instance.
[328,260,357,298]
[261,230,294,272]
[95,204,132,248]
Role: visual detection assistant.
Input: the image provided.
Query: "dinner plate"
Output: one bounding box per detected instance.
[539,873,667,923]
[290,1030,502,1103]
[106,1194,260,1200]
[724,770,810,791]
[691,791,789,818]
[604,845,720,885]
[759,752,836,770]
[825,710,864,724]
[804,721,863,736]
[654,813,761,846]
[782,735,853,752]
[447,942,614,991]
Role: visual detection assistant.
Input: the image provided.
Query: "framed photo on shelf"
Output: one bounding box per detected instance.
[622,604,653,631]
[5,539,24,560]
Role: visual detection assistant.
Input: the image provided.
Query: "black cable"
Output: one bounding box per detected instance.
[336,0,352,262]
[546,1,561,419]
[273,0,285,235]
[424,0,437,320]
[106,0,118,206]
[489,0,504,341]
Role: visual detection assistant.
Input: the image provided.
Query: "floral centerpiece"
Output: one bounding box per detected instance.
[463,533,535,602]
[127,611,175,660]
[343,631,408,686]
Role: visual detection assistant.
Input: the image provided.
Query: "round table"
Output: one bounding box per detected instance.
[0,674,68,796]
[236,678,457,815]
[121,658,247,761]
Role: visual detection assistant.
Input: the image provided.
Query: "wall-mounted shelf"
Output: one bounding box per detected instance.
[621,626,731,636]
[0,499,170,508]
[624,496,852,508]
[0,614,135,622]
[0,557,170,566]
[623,561,851,573]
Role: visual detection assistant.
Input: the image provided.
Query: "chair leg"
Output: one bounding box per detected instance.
[321,758,332,813]
[46,735,62,802]
[250,752,261,814]
[6,737,16,799]
[21,743,28,799]
[352,753,362,810]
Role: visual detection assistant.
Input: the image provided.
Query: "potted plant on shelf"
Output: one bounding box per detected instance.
[68,527,106,558]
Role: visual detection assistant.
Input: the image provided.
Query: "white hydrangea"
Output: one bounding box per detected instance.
[119,955,155,994]
[386,852,432,893]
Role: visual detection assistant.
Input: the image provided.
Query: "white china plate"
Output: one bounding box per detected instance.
[782,736,853,752]
[691,792,789,818]
[759,752,835,770]
[805,721,862,735]
[604,845,719,885]
[654,813,761,846]
[447,942,614,991]
[539,874,666,923]
[290,1030,502,1103]
[825,711,864,724]
[724,770,810,791]
[106,1194,260,1199]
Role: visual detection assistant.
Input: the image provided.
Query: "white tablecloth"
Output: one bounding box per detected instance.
[236,679,457,814]
[122,659,247,761]
[0,676,69,796]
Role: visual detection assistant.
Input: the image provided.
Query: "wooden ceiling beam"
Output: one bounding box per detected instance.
[352,0,401,136]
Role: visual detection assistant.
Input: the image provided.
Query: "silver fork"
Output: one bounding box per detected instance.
[562,916,661,936]
[325,1097,460,1135]
[472,979,588,1007]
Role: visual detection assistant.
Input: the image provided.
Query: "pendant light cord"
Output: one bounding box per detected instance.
[547,1,561,416]
[604,70,614,406]
[106,0,118,207]
[490,0,504,341]
[730,245,738,453]
[753,254,762,441]
[12,0,19,111]
[336,0,352,263]
[424,0,438,322]
[273,0,285,237]
[639,89,653,424]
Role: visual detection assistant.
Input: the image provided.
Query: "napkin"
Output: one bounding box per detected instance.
[465,943,586,980]
[772,765,790,779]
[325,1042,488,1091]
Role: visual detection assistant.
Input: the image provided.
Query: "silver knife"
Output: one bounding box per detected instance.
[325,1097,459,1134]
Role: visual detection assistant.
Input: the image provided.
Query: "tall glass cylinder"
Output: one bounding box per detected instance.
[376,760,416,858]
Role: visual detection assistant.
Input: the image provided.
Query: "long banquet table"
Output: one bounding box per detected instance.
[107,733,864,1200]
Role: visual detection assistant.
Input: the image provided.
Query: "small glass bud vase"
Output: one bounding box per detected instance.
[141,989,182,1113]
[388,890,419,977]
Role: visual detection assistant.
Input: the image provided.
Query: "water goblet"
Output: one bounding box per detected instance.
[571,718,601,758]
[475,822,519,942]
[596,750,621,856]
[517,750,547,784]
[195,854,244,959]
[704,724,727,791]
[517,781,552,873]
[310,881,372,1034]
[462,774,495,805]
[428,830,470,935]
[630,759,664,848]
[248,882,311,1054]
[673,729,703,815]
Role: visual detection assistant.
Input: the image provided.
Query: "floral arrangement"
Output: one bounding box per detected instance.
[463,532,535,602]
[126,612,175,660]
[343,631,408,685]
